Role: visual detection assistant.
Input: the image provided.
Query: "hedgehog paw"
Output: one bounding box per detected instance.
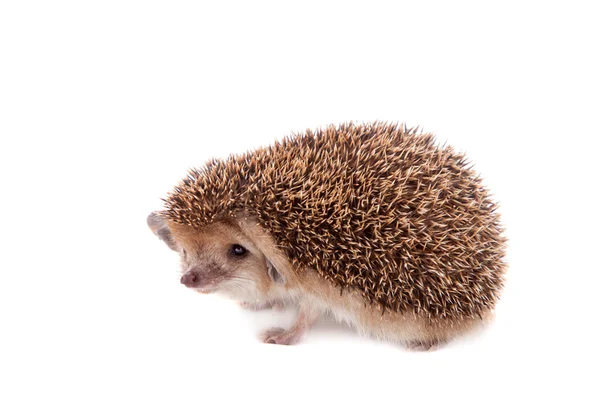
[260,327,299,345]
[405,339,443,351]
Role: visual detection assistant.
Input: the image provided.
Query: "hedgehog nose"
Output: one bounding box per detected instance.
[181,271,200,287]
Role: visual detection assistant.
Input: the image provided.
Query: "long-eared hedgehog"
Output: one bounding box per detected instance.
[147,122,507,349]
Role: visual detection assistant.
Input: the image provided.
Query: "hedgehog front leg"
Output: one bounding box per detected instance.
[260,303,320,345]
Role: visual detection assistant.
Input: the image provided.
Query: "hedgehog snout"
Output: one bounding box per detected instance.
[181,270,201,288]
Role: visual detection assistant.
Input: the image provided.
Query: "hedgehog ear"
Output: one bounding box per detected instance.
[267,260,286,285]
[147,212,179,252]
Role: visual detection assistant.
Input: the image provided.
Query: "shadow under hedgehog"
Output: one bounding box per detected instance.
[147,122,507,350]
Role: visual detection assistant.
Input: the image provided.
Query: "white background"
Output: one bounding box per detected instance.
[1,1,599,399]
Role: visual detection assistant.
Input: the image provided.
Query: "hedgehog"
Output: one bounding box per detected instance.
[147,122,506,350]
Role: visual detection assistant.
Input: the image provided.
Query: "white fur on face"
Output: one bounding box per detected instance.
[215,269,264,302]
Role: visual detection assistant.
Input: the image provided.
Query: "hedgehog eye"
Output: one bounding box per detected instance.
[231,244,247,256]
[182,249,187,257]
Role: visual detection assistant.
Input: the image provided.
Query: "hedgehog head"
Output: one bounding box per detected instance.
[147,212,286,300]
